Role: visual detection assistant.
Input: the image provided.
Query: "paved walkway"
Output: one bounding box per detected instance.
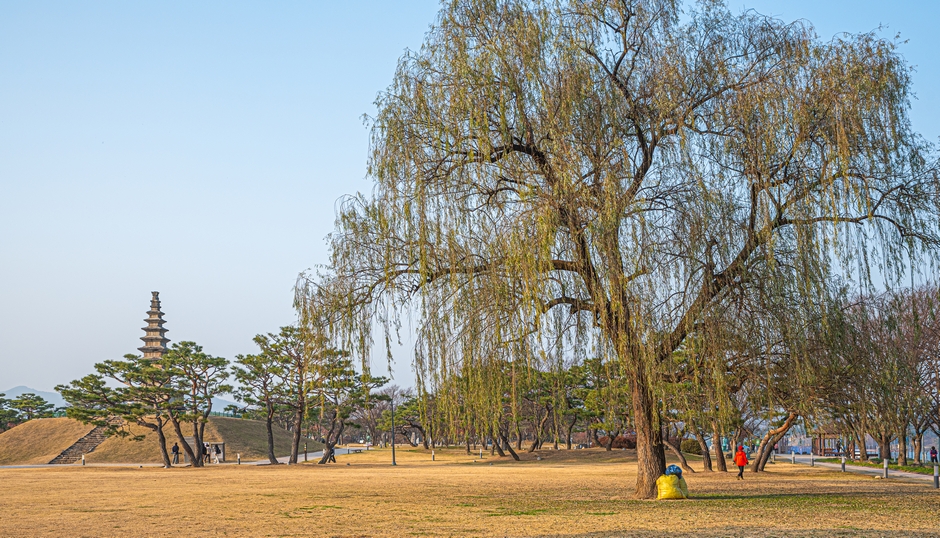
[248,446,364,465]
[783,454,938,484]
[0,447,368,469]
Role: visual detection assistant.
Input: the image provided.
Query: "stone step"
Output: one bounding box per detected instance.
[49,426,109,464]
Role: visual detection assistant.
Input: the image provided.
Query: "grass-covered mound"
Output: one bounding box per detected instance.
[85,421,184,464]
[0,418,93,465]
[0,416,319,465]
[208,417,322,461]
[86,417,318,463]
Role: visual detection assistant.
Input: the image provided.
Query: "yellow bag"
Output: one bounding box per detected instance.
[656,474,688,500]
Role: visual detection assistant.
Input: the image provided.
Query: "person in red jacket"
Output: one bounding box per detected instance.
[734,446,749,480]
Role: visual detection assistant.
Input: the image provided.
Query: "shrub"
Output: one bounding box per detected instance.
[596,435,637,449]
[680,439,702,455]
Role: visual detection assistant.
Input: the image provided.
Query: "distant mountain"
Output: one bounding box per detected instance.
[1,386,67,408]
[1,385,236,412]
[212,396,238,411]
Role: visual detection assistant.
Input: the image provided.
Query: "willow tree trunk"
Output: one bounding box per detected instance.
[492,430,507,457]
[498,429,520,461]
[877,433,893,461]
[898,434,908,466]
[855,430,869,461]
[695,432,713,472]
[663,436,695,473]
[713,424,728,472]
[913,434,923,464]
[751,412,798,473]
[631,368,666,498]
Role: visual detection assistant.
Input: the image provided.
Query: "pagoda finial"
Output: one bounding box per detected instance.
[139,291,170,359]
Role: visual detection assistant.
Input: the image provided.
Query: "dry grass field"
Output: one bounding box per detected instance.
[3,447,939,537]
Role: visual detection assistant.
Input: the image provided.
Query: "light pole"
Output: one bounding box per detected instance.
[390,398,397,466]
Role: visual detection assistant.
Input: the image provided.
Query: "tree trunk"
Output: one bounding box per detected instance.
[290,395,305,464]
[712,423,727,472]
[663,436,695,473]
[318,443,335,464]
[192,417,208,466]
[491,428,506,457]
[498,429,520,461]
[566,415,576,450]
[877,433,893,461]
[265,403,278,465]
[165,414,200,467]
[913,433,923,464]
[151,417,172,468]
[898,434,908,466]
[318,420,345,464]
[855,429,868,461]
[515,424,522,451]
[552,407,560,450]
[695,431,713,472]
[752,412,798,472]
[604,428,620,451]
[631,369,666,499]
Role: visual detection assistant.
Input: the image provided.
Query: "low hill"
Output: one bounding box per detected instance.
[84,417,320,463]
[0,418,93,465]
[208,417,322,461]
[0,416,322,465]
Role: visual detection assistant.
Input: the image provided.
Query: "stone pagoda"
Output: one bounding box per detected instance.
[138,291,170,359]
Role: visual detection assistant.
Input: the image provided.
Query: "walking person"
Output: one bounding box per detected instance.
[930,446,938,463]
[204,442,211,464]
[171,442,180,465]
[213,444,221,464]
[734,445,749,480]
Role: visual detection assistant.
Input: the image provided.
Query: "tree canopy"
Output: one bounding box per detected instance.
[298,0,939,497]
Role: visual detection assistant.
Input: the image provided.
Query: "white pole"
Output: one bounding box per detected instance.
[883,458,889,479]
[237,454,241,465]
[432,450,435,461]
[841,455,846,472]
[81,454,85,466]
[933,465,938,489]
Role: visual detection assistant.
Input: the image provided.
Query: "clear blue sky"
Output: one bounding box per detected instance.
[1,1,937,392]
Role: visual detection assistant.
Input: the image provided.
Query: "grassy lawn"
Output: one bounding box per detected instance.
[2,447,938,537]
[817,457,940,476]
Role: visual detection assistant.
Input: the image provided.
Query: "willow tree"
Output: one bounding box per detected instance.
[299,0,939,497]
